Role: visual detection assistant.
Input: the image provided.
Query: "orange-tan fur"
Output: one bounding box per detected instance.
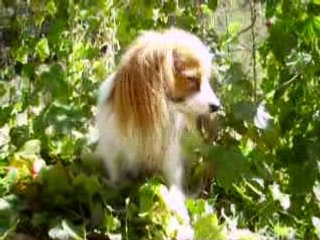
[111,31,173,138]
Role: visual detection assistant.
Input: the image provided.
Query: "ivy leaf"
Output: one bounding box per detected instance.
[269,19,297,61]
[17,139,41,156]
[265,0,278,18]
[274,223,295,239]
[233,101,257,121]
[301,16,320,40]
[0,106,12,127]
[312,0,320,5]
[194,214,226,240]
[312,16,320,32]
[181,131,204,162]
[47,19,67,47]
[0,83,6,98]
[14,45,28,64]
[186,198,213,219]
[116,10,133,46]
[288,162,317,194]
[207,0,218,11]
[228,22,241,37]
[208,146,248,189]
[72,174,101,201]
[105,213,121,232]
[35,38,50,62]
[38,63,69,101]
[9,125,29,149]
[139,180,163,213]
[45,0,57,16]
[93,60,107,80]
[38,165,72,206]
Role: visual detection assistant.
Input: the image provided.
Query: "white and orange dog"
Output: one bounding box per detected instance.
[96,28,220,232]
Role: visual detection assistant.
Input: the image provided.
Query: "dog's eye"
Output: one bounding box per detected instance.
[186,76,200,90]
[187,76,198,82]
[186,76,198,83]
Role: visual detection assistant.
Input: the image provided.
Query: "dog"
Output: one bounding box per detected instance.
[96,28,220,234]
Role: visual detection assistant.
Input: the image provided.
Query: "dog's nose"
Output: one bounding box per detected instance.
[209,104,220,112]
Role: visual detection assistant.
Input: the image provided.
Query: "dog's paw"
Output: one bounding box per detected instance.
[176,223,194,240]
[159,185,194,239]
[167,214,194,240]
[160,185,190,223]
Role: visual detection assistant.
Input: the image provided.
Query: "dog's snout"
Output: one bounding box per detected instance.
[209,104,220,112]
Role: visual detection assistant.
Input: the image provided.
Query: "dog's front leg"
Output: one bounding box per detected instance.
[96,139,121,184]
[163,142,189,222]
[162,142,194,240]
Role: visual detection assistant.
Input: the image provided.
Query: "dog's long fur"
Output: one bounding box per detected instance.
[96,28,220,205]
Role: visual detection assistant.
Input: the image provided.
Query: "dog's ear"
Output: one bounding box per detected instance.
[160,48,178,100]
[111,43,172,135]
[172,49,182,71]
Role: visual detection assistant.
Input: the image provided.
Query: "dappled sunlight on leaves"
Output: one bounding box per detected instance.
[1,0,320,239]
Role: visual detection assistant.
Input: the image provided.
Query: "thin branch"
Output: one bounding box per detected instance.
[250,0,257,102]
[224,0,230,57]
[236,12,257,38]
[277,75,299,90]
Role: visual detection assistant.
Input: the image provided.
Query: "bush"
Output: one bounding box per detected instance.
[1,0,320,239]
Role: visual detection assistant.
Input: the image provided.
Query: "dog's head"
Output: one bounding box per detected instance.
[163,28,220,116]
[111,28,220,134]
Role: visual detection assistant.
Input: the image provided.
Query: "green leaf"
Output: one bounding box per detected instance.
[35,38,50,62]
[207,0,218,11]
[17,139,41,155]
[302,17,318,40]
[14,45,28,64]
[93,60,107,80]
[38,63,69,101]
[9,125,29,148]
[47,19,67,45]
[233,101,257,121]
[45,0,57,16]
[38,165,72,205]
[181,131,204,161]
[105,213,121,232]
[194,214,226,240]
[274,223,293,238]
[312,16,320,33]
[312,0,320,5]
[72,173,100,199]
[139,180,163,213]
[208,146,248,188]
[0,83,6,98]
[288,162,317,194]
[186,198,213,218]
[265,0,278,18]
[228,21,241,37]
[269,20,297,61]
[0,106,12,127]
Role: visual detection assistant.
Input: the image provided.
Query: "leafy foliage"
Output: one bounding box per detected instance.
[1,0,320,239]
